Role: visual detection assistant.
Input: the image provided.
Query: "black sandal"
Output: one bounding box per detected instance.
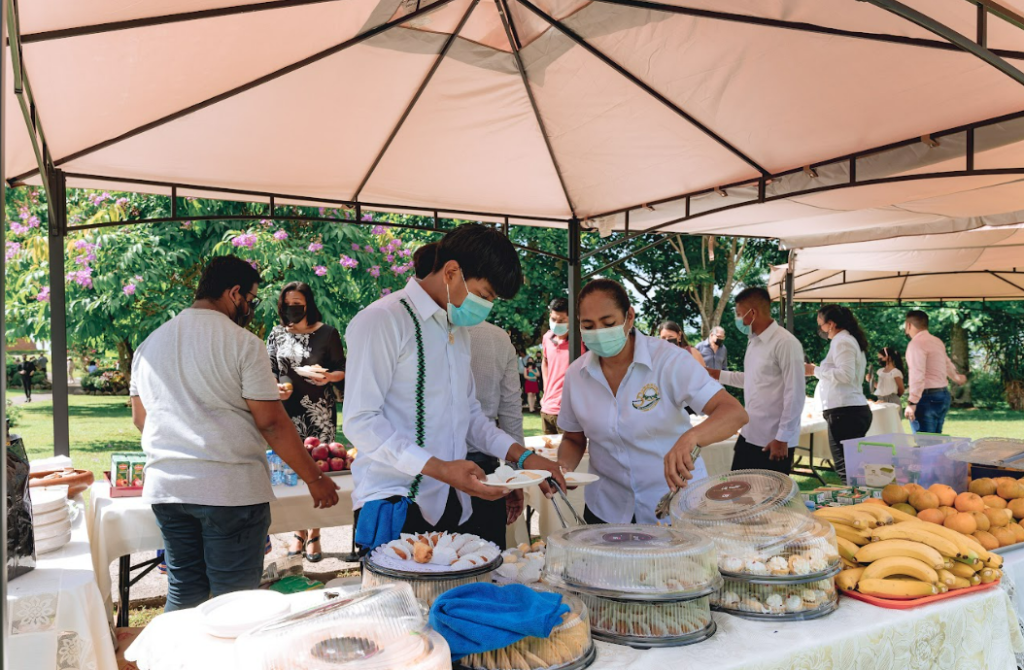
[304,535,323,563]
[287,534,306,558]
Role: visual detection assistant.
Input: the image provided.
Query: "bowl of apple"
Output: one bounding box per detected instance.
[304,437,357,476]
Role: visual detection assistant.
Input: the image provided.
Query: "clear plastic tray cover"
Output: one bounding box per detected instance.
[711,575,837,619]
[670,470,803,525]
[543,524,718,598]
[362,567,494,607]
[947,437,1024,467]
[235,584,450,670]
[572,590,712,640]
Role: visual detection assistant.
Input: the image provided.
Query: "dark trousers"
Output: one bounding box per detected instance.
[730,435,794,475]
[912,388,951,435]
[541,412,561,435]
[21,374,31,399]
[583,506,636,525]
[823,404,873,482]
[152,502,271,611]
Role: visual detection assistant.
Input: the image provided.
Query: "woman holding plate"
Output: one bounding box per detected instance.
[556,279,748,524]
[267,281,346,561]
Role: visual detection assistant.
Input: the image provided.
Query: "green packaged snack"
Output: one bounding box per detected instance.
[111,453,133,488]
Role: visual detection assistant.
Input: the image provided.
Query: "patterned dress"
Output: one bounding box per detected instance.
[266,324,346,443]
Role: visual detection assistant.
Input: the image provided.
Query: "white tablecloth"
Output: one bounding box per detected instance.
[7,502,119,670]
[122,587,1022,670]
[87,477,356,620]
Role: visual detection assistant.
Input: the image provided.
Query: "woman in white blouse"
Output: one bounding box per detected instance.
[870,346,905,406]
[555,279,748,525]
[804,305,872,481]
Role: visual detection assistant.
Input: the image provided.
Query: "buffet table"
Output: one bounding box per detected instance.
[120,586,1022,670]
[87,477,355,626]
[7,501,119,670]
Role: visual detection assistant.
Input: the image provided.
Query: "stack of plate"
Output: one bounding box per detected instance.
[33,485,71,555]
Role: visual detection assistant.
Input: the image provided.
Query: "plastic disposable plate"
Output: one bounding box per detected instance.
[199,590,292,639]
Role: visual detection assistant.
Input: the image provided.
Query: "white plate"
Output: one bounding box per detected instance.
[33,504,70,527]
[35,516,72,541]
[35,530,71,555]
[199,590,291,639]
[483,470,549,490]
[564,472,600,486]
[31,486,69,515]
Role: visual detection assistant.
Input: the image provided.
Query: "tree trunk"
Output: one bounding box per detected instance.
[950,321,972,407]
[116,339,135,386]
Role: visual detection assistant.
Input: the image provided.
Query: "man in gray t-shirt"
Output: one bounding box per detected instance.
[130,256,338,611]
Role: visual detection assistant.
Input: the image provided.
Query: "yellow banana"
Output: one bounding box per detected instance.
[948,561,979,579]
[858,578,938,598]
[835,524,872,546]
[950,576,972,590]
[861,556,939,584]
[836,567,864,592]
[869,525,959,558]
[903,520,986,561]
[840,557,859,570]
[849,504,894,525]
[814,508,875,529]
[885,506,920,524]
[986,553,1004,570]
[854,540,944,569]
[937,582,949,593]
[936,569,956,586]
[970,572,981,586]
[953,556,982,571]
[836,537,860,562]
[980,568,999,584]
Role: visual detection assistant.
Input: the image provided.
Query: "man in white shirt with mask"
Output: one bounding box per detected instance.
[707,287,805,474]
[344,224,564,552]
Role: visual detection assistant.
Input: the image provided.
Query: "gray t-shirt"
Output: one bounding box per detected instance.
[129,308,281,506]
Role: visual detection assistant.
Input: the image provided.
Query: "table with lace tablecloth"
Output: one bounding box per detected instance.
[122,586,1022,670]
[87,478,355,627]
[7,501,119,670]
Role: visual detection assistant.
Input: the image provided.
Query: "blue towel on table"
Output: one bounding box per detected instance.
[354,498,411,552]
[429,583,570,660]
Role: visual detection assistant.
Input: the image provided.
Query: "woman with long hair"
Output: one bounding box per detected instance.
[657,320,706,368]
[805,304,872,482]
[267,281,346,562]
[870,346,906,406]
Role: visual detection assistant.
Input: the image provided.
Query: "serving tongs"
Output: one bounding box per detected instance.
[545,476,586,529]
[654,445,702,520]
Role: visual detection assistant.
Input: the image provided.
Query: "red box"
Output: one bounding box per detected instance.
[104,471,143,498]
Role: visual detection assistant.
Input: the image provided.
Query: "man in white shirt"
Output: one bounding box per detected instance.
[707,287,806,474]
[344,224,564,551]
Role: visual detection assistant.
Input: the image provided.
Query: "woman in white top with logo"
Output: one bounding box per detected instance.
[555,279,748,525]
[869,346,905,406]
[804,305,872,481]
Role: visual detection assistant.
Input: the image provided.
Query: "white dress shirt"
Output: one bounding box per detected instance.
[720,321,805,448]
[342,278,516,526]
[558,333,723,524]
[468,322,525,445]
[813,330,868,411]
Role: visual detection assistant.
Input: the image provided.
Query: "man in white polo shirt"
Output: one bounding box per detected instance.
[707,287,805,475]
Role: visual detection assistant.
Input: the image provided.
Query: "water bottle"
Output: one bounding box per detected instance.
[268,452,282,487]
[285,465,299,487]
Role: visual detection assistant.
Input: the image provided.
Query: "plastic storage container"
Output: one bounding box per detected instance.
[570,590,714,648]
[842,432,969,489]
[236,584,451,670]
[711,575,838,621]
[458,587,594,670]
[542,524,720,600]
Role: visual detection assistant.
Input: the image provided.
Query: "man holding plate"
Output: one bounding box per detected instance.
[343,224,565,552]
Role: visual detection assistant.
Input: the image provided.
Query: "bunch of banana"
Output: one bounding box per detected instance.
[824,502,1003,599]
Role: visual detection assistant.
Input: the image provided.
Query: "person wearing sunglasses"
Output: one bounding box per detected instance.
[130,255,339,612]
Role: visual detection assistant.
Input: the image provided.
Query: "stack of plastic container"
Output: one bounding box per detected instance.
[267,450,298,487]
[670,470,841,621]
[542,524,720,648]
[236,584,451,670]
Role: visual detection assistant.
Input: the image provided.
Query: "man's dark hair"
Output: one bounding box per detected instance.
[434,224,523,299]
[735,286,771,309]
[906,309,929,330]
[413,242,439,280]
[194,255,262,302]
[548,297,569,314]
[578,278,631,314]
[277,281,323,326]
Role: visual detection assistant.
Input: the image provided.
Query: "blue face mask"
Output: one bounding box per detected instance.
[447,272,493,328]
[581,321,630,358]
[735,308,754,336]
[549,319,569,336]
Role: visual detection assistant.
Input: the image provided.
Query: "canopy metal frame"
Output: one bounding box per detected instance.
[4,0,1024,458]
[775,267,1024,303]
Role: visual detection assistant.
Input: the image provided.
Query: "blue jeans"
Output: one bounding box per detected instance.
[911,389,951,434]
[152,502,271,611]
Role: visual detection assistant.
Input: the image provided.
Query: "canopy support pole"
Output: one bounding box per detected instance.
[47,168,70,457]
[567,218,582,363]
[2,0,10,661]
[785,251,795,332]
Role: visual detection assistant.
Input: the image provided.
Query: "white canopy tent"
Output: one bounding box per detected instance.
[768,225,1024,302]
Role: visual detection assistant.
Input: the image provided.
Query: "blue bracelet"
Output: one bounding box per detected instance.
[517,449,534,470]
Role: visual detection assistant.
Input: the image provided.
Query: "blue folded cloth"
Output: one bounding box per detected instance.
[429,583,570,660]
[354,498,411,552]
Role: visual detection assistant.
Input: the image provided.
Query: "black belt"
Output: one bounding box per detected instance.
[922,387,947,395]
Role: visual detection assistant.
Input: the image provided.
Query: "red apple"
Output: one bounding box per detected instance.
[315,459,330,473]
[310,445,330,461]
[330,457,347,472]
[303,436,321,449]
[328,442,345,458]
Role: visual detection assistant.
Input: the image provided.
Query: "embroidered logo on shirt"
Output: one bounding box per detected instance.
[631,383,661,412]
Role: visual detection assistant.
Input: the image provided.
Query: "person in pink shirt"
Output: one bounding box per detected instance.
[903,310,966,434]
[541,297,575,434]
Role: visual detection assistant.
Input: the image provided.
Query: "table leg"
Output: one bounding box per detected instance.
[341,525,360,563]
[117,556,131,628]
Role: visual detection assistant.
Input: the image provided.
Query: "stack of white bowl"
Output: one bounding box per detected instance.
[33,485,71,555]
